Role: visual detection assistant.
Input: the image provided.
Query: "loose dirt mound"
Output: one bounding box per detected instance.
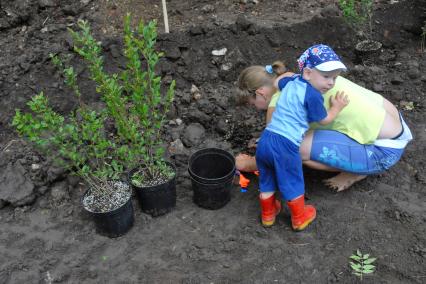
[0,0,425,283]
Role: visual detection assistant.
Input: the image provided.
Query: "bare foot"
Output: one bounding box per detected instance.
[323,172,367,192]
[235,153,258,172]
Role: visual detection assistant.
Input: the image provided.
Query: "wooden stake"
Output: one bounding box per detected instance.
[162,0,170,33]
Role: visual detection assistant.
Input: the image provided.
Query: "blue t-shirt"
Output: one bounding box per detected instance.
[266,75,327,146]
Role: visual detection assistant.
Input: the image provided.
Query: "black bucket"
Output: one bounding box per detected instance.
[129,162,177,217]
[83,193,134,238]
[188,148,236,210]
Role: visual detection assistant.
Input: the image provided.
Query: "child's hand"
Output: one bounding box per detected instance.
[329,91,349,110]
[319,91,349,125]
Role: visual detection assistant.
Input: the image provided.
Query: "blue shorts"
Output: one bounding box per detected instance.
[311,130,405,175]
[256,130,304,201]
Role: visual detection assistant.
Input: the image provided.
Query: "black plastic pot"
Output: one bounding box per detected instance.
[82,190,134,238]
[129,162,177,217]
[355,40,382,65]
[188,148,236,210]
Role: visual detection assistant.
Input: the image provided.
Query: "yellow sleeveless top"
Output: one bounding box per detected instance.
[269,76,385,144]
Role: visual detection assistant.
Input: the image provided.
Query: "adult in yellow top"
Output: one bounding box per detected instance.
[236,62,412,191]
[270,76,385,145]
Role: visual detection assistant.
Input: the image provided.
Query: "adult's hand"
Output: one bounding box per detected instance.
[235,153,257,172]
[273,72,296,90]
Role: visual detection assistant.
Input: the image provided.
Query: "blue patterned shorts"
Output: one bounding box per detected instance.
[310,130,405,175]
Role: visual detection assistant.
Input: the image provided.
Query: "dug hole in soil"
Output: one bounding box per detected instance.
[0,0,425,283]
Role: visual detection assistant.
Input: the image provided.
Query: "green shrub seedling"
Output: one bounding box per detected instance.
[338,0,374,38]
[349,249,376,280]
[13,14,176,199]
[68,15,176,187]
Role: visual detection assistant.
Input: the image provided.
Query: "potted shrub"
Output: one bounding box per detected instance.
[69,14,176,217]
[119,16,177,217]
[12,14,176,235]
[13,89,134,238]
[338,0,382,64]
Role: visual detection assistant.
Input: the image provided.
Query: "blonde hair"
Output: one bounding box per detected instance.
[236,61,287,104]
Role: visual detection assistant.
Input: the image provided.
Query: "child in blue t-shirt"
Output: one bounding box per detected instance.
[256,44,349,231]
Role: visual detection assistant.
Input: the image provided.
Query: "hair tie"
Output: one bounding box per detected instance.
[265,65,273,74]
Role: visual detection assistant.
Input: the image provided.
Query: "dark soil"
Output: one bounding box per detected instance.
[1,0,425,283]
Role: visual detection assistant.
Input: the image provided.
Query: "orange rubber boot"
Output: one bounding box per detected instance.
[286,195,316,231]
[259,194,282,227]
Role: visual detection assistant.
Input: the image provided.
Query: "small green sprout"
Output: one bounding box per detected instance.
[338,0,374,38]
[349,249,376,280]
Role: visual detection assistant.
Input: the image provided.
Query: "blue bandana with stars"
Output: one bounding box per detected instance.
[297,44,346,72]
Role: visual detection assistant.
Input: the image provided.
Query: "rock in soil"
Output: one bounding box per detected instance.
[182,123,206,147]
[0,162,35,207]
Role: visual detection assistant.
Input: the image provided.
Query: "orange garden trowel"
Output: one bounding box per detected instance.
[235,170,259,192]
